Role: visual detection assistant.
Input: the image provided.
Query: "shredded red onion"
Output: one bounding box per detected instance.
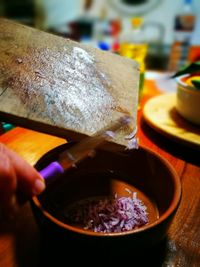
[65,193,148,233]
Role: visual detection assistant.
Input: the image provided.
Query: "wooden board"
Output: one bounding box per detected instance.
[0,19,140,146]
[143,93,200,150]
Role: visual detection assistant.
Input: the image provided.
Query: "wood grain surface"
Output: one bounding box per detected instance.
[0,18,139,146]
[143,93,200,150]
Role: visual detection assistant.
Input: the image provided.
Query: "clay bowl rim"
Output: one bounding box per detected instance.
[32,144,181,237]
[176,74,200,95]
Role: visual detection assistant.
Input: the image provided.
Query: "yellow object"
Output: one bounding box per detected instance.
[131,17,143,28]
[185,75,200,86]
[119,16,148,71]
[143,93,200,149]
[119,43,148,72]
[119,17,148,100]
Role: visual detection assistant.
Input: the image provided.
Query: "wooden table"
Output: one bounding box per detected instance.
[0,79,199,267]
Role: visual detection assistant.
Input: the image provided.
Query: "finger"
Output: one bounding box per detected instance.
[0,153,18,216]
[0,144,45,199]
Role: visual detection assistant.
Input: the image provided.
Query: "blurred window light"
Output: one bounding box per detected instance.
[35,0,84,29]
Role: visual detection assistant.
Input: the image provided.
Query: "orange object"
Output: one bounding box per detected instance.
[188,45,200,62]
[184,75,200,86]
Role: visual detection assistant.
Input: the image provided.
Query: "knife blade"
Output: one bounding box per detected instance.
[39,116,132,184]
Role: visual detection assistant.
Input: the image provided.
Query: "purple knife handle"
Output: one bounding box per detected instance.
[39,161,64,183]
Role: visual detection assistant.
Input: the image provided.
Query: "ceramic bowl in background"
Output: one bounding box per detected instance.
[176,75,200,125]
[31,142,181,259]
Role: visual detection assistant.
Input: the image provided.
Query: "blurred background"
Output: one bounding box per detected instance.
[0,0,200,72]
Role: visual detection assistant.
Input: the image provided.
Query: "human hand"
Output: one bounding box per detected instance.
[0,143,45,218]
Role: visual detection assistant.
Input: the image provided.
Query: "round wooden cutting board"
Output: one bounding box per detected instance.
[143,93,200,150]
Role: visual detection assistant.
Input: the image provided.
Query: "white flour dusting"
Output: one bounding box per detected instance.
[11,46,116,134]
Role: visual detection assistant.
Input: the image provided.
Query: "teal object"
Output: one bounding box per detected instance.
[2,122,15,132]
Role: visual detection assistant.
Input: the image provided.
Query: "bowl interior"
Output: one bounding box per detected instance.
[34,143,180,236]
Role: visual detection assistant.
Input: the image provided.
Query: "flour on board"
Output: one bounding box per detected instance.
[11,46,117,135]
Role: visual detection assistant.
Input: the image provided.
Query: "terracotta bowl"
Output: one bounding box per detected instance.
[31,142,181,256]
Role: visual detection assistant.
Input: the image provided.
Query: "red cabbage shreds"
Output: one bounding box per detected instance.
[65,193,149,233]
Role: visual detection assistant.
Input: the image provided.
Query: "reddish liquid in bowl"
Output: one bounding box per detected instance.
[38,172,159,234]
[62,182,159,233]
[33,143,181,245]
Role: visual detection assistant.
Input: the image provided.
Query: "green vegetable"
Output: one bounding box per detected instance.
[172,62,200,78]
[172,61,200,90]
[191,79,200,89]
